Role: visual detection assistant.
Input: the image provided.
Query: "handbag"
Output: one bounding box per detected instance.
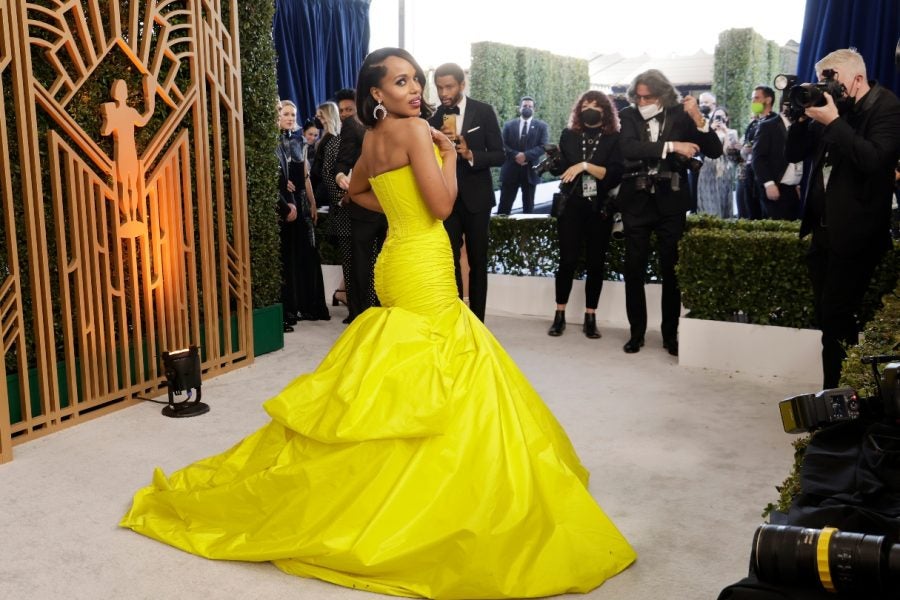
[550,190,568,218]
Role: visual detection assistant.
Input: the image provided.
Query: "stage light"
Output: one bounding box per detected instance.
[161,346,208,418]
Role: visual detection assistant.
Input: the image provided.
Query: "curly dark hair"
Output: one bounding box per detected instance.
[626,69,680,108]
[355,47,434,128]
[568,90,619,135]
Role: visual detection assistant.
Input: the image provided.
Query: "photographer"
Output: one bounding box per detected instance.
[618,69,723,356]
[785,48,900,388]
[546,91,624,338]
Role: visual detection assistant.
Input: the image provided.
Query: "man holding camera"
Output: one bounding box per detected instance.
[498,96,549,215]
[618,69,723,356]
[785,48,900,389]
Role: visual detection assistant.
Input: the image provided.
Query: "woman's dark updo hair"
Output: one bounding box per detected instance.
[355,47,433,128]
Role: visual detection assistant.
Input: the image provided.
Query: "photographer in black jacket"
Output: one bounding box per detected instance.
[785,48,900,389]
[547,90,623,339]
[618,69,723,356]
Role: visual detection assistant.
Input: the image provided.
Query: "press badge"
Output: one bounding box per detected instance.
[582,174,597,198]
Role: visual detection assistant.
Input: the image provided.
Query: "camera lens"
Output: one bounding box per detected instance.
[789,84,825,109]
[752,524,900,596]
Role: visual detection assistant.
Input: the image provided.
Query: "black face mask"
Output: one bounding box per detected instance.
[520,107,534,119]
[314,117,324,130]
[700,105,712,117]
[581,109,603,127]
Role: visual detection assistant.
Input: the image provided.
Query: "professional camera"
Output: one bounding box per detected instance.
[778,355,900,434]
[775,70,847,120]
[752,524,900,597]
[669,152,703,175]
[532,143,560,176]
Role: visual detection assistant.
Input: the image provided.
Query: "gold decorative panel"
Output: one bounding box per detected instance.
[0,0,252,463]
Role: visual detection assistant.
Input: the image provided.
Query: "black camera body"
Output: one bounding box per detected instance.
[775,70,847,121]
[778,357,900,433]
[532,143,560,176]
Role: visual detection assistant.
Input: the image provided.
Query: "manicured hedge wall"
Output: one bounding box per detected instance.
[239,0,281,307]
[713,28,784,136]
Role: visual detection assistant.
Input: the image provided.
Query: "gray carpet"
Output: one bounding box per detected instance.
[0,306,816,600]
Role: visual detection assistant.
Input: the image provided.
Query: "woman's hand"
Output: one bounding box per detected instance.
[431,127,457,161]
[287,180,296,193]
[561,161,589,184]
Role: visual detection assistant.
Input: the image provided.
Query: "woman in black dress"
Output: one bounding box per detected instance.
[310,101,353,318]
[276,100,330,325]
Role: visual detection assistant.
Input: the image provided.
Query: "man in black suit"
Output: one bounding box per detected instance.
[752,99,803,220]
[737,86,777,220]
[334,88,386,324]
[428,63,504,322]
[498,96,549,214]
[617,69,723,356]
[785,48,900,388]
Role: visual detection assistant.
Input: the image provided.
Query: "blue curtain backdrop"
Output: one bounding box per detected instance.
[273,0,371,122]
[796,0,899,94]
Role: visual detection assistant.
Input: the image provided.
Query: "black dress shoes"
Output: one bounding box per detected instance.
[623,336,645,353]
[663,337,679,356]
[582,313,601,339]
[548,310,566,336]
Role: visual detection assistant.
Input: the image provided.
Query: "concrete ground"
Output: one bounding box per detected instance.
[0,303,817,600]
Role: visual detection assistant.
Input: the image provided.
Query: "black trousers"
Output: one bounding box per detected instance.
[348,214,387,319]
[444,202,491,322]
[806,227,886,388]
[737,165,763,220]
[622,198,685,341]
[555,196,613,309]
[762,184,802,221]
[497,167,536,214]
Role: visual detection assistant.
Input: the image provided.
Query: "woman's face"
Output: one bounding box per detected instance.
[304,127,319,145]
[279,106,296,131]
[372,56,422,119]
[580,100,603,128]
[711,109,728,127]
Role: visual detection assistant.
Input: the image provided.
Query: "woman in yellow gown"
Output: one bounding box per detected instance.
[121,48,636,599]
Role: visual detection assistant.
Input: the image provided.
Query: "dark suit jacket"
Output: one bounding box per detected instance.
[500,117,549,185]
[335,116,381,222]
[752,116,792,187]
[618,104,723,216]
[786,83,900,252]
[428,97,504,213]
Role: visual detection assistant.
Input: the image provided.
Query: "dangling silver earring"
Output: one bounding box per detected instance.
[373,101,387,120]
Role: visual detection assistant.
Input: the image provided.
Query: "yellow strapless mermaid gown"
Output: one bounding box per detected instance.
[121,151,636,599]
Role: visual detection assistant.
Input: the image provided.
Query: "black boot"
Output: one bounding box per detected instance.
[548,310,566,336]
[582,313,601,339]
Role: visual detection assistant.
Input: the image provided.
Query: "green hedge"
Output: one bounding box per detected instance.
[713,29,784,136]
[679,217,898,329]
[239,0,281,307]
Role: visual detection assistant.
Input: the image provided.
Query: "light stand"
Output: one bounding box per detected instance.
[161,346,208,418]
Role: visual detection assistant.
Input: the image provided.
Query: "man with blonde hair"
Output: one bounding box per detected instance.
[786,48,900,388]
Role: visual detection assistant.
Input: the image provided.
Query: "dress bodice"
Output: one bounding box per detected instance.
[367,150,458,315]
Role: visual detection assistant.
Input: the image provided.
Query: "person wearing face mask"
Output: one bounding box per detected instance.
[785,48,900,389]
[498,96,549,214]
[546,91,624,339]
[617,69,723,356]
[737,86,777,219]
